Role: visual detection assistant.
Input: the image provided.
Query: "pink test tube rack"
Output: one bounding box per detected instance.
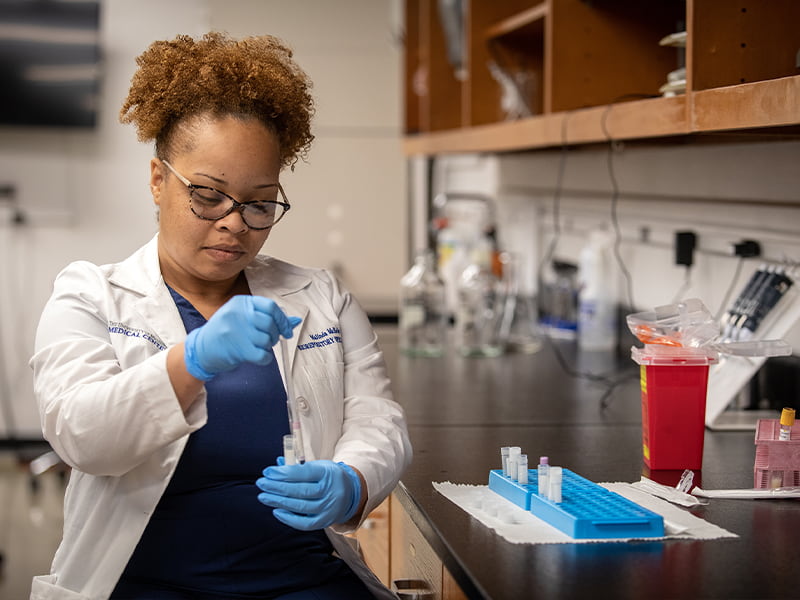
[753,418,800,488]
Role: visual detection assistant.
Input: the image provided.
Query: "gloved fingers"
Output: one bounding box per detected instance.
[287,316,303,336]
[276,456,285,467]
[255,476,325,500]
[261,462,326,482]
[271,508,330,531]
[250,297,300,339]
[256,490,328,516]
[235,329,276,365]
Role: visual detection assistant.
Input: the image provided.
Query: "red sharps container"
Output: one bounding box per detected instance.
[632,345,718,470]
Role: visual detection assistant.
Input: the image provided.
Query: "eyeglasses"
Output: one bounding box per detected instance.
[162,160,290,230]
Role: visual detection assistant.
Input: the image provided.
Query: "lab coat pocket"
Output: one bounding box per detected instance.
[30,575,90,600]
[300,361,345,458]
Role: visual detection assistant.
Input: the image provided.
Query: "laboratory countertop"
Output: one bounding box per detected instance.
[375,328,799,600]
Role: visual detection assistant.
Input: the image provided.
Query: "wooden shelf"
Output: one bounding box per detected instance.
[403,0,800,155]
[403,75,800,154]
[403,95,687,154]
[691,75,800,132]
[485,4,547,42]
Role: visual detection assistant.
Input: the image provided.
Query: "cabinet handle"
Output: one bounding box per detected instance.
[391,579,434,599]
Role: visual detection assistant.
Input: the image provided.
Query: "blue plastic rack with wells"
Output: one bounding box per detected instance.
[488,468,664,539]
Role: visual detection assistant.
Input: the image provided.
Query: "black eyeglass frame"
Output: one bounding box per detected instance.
[161,160,291,230]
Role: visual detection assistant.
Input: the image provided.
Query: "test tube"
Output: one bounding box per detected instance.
[538,456,550,499]
[501,446,510,475]
[508,447,521,481]
[779,407,795,441]
[283,434,296,466]
[518,454,529,485]
[548,466,563,503]
[281,337,305,464]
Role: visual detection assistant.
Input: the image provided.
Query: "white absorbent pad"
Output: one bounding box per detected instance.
[432,481,737,544]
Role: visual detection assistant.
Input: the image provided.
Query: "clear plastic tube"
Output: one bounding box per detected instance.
[281,338,305,464]
[518,454,529,485]
[538,456,550,499]
[508,446,521,481]
[501,446,510,475]
[548,466,563,503]
[283,434,296,466]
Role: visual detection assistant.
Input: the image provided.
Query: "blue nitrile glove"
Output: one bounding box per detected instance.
[255,459,362,531]
[183,295,302,381]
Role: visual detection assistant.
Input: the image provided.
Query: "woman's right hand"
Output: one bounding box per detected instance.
[183,295,301,381]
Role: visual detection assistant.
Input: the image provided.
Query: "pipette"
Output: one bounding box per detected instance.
[280,337,305,464]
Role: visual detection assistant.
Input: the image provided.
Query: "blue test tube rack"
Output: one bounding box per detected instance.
[488,468,664,539]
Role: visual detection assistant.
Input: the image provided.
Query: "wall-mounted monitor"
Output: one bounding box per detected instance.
[0,0,101,128]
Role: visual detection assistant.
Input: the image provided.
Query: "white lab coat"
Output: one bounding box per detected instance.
[29,235,411,600]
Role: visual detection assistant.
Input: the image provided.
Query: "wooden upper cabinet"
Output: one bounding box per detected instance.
[690,0,800,91]
[402,0,800,154]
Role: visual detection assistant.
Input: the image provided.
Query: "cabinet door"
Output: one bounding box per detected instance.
[389,493,468,600]
[353,497,391,586]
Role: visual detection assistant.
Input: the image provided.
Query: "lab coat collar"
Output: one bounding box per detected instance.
[105,234,314,362]
[106,234,315,299]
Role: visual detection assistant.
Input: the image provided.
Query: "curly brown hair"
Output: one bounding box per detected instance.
[120,32,315,169]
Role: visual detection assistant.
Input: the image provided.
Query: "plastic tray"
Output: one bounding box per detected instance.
[488,468,664,539]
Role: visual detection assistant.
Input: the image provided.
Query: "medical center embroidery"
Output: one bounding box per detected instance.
[108,321,166,350]
[298,326,342,351]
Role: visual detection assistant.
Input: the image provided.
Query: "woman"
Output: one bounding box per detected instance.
[30,33,411,600]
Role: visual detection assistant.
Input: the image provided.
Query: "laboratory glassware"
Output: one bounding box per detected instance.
[399,249,447,357]
[455,245,508,357]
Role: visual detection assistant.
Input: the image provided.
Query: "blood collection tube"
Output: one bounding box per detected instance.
[779,408,795,441]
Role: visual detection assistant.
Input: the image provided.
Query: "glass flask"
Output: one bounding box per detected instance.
[399,249,447,357]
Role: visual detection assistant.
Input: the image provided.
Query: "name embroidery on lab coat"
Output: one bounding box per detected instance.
[108,321,167,351]
[297,327,342,351]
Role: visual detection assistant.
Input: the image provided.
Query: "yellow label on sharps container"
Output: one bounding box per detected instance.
[640,365,650,460]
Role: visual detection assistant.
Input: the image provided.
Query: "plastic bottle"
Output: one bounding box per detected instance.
[577,229,618,351]
[399,249,447,357]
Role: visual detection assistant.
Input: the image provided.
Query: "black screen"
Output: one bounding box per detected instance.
[0,0,101,128]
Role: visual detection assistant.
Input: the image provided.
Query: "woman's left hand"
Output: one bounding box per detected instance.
[255,460,362,530]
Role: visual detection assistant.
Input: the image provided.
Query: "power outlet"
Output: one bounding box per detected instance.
[675,231,697,267]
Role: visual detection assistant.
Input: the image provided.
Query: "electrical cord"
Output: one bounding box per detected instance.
[534,107,642,410]
[599,97,656,312]
[671,264,693,304]
[535,110,570,288]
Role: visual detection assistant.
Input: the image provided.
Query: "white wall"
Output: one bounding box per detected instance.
[209,0,407,314]
[0,0,405,438]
